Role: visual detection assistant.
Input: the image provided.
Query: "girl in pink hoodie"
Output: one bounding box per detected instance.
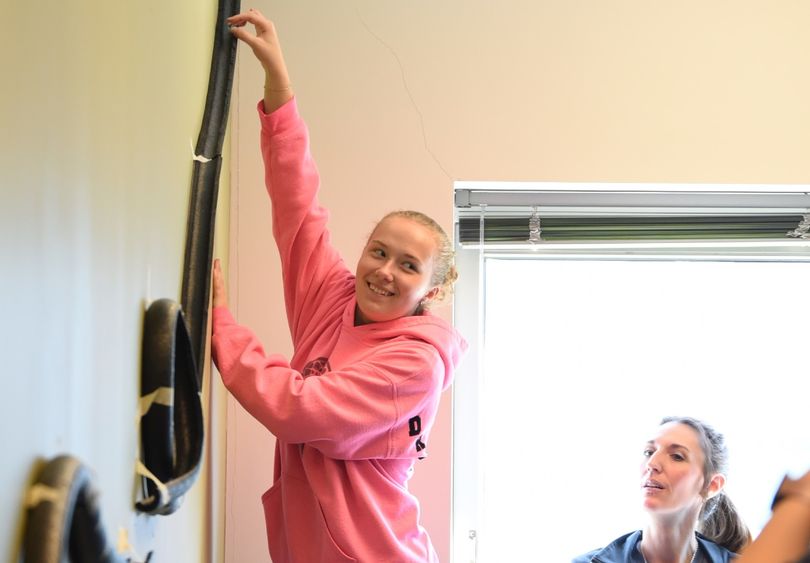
[212,9,468,562]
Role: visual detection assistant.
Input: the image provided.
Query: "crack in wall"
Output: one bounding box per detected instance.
[356,8,454,181]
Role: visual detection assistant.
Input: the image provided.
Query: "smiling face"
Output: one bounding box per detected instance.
[640,422,723,516]
[354,216,440,325]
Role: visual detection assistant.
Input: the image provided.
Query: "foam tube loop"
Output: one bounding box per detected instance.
[23,455,125,563]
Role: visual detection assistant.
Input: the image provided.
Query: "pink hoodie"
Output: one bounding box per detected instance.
[212,98,467,562]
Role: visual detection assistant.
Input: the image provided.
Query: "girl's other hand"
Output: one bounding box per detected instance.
[212,258,228,309]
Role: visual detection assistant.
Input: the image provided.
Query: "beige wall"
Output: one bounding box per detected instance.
[226,1,810,561]
[3,2,229,562]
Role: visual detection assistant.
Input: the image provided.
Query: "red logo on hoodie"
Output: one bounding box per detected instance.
[301,356,331,378]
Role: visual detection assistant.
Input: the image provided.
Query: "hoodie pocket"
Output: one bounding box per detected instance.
[262,477,357,562]
[261,482,289,561]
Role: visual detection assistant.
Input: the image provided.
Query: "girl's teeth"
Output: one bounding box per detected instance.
[369,283,392,296]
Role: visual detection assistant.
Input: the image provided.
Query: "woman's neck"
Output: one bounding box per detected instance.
[641,516,699,563]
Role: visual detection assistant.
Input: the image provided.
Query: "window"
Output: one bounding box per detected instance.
[451,183,810,562]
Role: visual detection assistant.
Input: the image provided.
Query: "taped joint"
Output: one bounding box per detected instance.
[189,139,212,163]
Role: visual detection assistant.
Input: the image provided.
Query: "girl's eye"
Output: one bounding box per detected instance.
[402,261,417,271]
[672,453,685,462]
[371,248,385,257]
[643,449,654,457]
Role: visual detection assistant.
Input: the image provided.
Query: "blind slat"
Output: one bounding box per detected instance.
[458,215,806,244]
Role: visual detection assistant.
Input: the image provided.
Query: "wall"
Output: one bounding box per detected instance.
[2,1,229,562]
[224,1,810,562]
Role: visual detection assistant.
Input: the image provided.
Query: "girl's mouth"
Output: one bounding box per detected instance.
[368,282,394,297]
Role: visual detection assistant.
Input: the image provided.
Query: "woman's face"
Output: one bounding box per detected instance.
[640,422,711,516]
[354,216,439,325]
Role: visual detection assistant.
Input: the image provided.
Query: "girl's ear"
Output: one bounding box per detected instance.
[422,286,440,304]
[705,473,726,499]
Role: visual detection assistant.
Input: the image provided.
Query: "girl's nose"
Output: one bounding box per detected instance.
[645,452,662,473]
[376,262,394,281]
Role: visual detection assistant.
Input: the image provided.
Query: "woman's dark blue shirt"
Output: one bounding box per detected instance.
[572,531,736,562]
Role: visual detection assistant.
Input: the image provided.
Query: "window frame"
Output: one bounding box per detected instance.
[450,182,810,562]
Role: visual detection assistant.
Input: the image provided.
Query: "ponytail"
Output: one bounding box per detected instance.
[698,491,751,553]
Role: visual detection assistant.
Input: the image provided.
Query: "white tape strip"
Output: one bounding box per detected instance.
[138,387,174,417]
[135,460,170,501]
[190,139,212,163]
[25,483,61,508]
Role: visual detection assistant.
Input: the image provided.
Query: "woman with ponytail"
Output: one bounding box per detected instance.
[573,416,750,562]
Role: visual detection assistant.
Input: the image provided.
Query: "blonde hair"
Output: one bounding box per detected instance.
[379,210,458,308]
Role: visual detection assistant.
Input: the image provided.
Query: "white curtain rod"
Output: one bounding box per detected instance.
[454,188,810,210]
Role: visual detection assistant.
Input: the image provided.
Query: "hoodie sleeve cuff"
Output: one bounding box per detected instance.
[257,97,299,137]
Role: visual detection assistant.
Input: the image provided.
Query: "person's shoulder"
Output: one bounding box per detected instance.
[571,530,642,562]
[695,533,737,562]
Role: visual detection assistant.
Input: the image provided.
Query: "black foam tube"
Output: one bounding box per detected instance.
[23,455,125,563]
[136,0,240,515]
[181,0,241,385]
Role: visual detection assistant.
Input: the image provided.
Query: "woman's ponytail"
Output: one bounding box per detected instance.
[698,491,751,553]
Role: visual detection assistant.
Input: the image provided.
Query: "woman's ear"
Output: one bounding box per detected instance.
[705,473,726,499]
